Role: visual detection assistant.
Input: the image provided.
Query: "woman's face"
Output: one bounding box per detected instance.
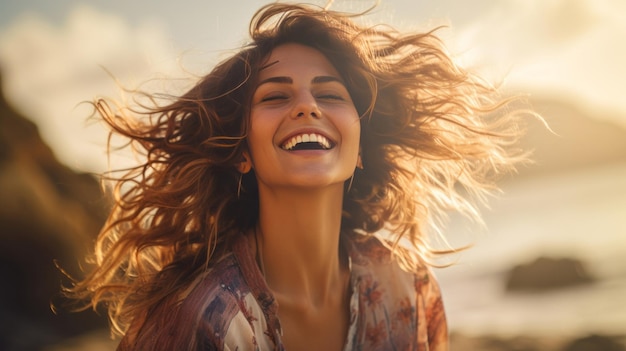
[247,43,361,191]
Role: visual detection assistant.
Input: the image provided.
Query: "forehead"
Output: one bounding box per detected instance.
[258,43,341,80]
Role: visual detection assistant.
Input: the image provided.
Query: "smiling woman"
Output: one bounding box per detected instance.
[61,3,526,351]
[248,43,361,191]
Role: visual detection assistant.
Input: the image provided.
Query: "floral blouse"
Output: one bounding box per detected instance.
[119,233,448,350]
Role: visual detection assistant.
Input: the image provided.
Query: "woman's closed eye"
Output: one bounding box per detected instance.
[260,94,288,102]
[317,93,344,101]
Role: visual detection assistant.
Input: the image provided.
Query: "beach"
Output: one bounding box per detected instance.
[437,162,626,349]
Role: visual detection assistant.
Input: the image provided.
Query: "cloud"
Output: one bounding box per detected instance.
[0,5,185,173]
[450,0,626,124]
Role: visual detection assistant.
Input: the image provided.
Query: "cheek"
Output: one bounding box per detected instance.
[247,112,276,161]
[343,113,361,148]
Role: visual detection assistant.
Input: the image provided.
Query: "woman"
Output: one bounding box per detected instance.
[65,3,525,350]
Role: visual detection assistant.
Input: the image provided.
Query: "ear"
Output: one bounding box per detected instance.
[356,151,363,170]
[237,152,252,174]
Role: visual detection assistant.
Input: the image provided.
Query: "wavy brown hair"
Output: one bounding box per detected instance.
[64,2,527,339]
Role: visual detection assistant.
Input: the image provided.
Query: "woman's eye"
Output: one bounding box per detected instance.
[261,95,287,102]
[317,94,344,101]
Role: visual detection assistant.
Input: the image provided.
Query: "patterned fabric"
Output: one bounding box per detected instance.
[119,233,448,350]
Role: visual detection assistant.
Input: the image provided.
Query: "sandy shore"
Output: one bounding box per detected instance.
[450,332,626,351]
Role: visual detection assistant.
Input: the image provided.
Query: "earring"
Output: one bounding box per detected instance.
[237,174,243,199]
[346,173,355,193]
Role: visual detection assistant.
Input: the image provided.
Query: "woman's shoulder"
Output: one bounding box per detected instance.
[181,234,279,349]
[184,233,263,298]
[119,235,268,350]
[181,236,260,321]
[117,251,246,350]
[347,232,434,290]
[348,233,428,270]
[345,233,447,350]
[348,233,395,264]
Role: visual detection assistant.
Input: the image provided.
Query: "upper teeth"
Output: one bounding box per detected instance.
[282,133,331,150]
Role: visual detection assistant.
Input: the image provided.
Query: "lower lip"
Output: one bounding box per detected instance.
[281,148,333,155]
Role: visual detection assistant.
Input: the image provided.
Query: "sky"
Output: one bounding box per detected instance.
[1,0,625,173]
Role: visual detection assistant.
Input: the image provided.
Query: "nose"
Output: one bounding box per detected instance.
[291,92,321,119]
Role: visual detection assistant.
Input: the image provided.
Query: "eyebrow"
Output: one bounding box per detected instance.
[256,75,345,88]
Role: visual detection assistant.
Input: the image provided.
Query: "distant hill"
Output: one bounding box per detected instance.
[0,74,109,349]
[514,96,626,178]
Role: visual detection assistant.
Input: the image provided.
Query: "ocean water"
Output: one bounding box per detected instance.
[435,162,626,336]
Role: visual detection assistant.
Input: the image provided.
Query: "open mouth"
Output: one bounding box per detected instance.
[281,133,334,151]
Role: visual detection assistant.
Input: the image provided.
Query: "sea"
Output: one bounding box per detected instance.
[434,162,626,337]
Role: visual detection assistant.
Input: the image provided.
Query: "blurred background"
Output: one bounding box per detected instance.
[0,0,624,350]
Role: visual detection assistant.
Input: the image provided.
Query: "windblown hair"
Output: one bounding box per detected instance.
[65,2,527,339]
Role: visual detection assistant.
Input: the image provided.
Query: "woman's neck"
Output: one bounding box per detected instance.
[255,184,348,308]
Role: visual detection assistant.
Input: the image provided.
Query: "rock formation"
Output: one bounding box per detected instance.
[0,73,110,350]
[505,256,594,292]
